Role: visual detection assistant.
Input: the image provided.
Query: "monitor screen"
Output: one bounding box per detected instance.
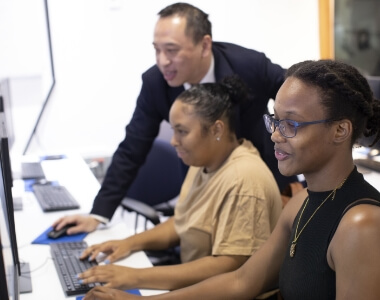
[334,0,380,77]
[356,76,380,150]
[0,138,19,265]
[0,140,19,300]
[23,0,56,155]
[0,0,55,155]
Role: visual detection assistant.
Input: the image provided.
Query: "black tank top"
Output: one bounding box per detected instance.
[279,167,380,299]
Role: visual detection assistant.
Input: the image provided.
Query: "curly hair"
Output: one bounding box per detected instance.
[286,59,380,147]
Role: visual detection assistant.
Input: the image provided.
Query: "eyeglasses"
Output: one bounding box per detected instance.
[263,114,332,138]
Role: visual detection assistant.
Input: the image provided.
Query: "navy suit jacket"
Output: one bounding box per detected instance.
[91,42,297,219]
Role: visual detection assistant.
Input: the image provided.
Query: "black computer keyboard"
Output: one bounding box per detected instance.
[21,162,45,179]
[354,158,380,172]
[32,184,80,212]
[50,241,103,296]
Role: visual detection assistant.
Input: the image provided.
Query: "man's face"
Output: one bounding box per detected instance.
[153,15,211,87]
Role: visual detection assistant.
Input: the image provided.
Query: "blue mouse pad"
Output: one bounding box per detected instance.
[41,154,67,160]
[32,226,88,245]
[24,179,60,192]
[76,289,141,299]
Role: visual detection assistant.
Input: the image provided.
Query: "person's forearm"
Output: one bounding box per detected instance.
[142,270,244,300]
[127,217,179,252]
[133,255,247,291]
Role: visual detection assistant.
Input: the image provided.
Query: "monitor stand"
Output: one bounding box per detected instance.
[19,262,32,294]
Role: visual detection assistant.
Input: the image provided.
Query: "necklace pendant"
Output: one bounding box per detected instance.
[290,242,296,258]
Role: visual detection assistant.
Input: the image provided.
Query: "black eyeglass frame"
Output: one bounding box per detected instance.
[263,114,332,138]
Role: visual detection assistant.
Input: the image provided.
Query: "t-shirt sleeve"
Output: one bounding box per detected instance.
[211,193,272,256]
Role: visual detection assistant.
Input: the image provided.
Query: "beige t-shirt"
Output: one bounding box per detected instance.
[174,139,282,263]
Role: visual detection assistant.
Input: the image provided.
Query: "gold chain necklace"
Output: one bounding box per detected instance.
[289,177,348,258]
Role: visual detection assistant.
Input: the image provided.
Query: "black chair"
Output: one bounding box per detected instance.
[120,138,185,265]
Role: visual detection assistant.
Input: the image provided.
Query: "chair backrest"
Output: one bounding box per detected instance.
[125,138,185,207]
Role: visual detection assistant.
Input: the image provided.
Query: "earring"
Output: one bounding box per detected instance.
[216,137,220,141]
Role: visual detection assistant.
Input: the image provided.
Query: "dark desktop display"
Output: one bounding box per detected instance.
[0,138,21,300]
[357,77,380,150]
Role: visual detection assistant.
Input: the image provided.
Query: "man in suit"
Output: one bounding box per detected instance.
[53,2,297,234]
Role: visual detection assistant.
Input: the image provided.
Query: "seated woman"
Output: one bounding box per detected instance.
[83,60,380,300]
[78,75,282,292]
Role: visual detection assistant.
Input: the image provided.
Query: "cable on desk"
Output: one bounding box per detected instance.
[19,257,52,278]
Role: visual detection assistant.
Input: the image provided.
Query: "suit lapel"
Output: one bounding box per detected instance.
[213,45,235,81]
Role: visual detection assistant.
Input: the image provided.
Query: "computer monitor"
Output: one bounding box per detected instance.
[23,0,56,155]
[0,85,20,211]
[356,76,380,151]
[334,0,380,77]
[0,141,19,300]
[0,138,19,269]
[0,0,55,155]
[0,135,32,298]
[0,91,14,181]
[0,79,15,151]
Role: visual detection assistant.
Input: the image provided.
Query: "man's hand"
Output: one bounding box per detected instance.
[52,215,101,234]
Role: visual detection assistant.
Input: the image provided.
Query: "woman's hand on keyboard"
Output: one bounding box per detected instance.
[80,239,133,263]
[83,286,140,300]
[78,265,137,290]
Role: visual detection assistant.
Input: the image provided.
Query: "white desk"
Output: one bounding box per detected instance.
[12,154,166,299]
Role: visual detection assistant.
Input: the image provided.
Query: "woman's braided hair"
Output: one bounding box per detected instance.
[177,75,248,136]
[286,59,380,147]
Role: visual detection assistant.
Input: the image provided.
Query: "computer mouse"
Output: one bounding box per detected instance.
[48,224,76,239]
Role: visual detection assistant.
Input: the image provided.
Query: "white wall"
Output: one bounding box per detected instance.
[1,0,320,159]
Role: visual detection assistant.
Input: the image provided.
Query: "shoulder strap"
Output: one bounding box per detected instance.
[342,198,380,215]
[328,198,380,243]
